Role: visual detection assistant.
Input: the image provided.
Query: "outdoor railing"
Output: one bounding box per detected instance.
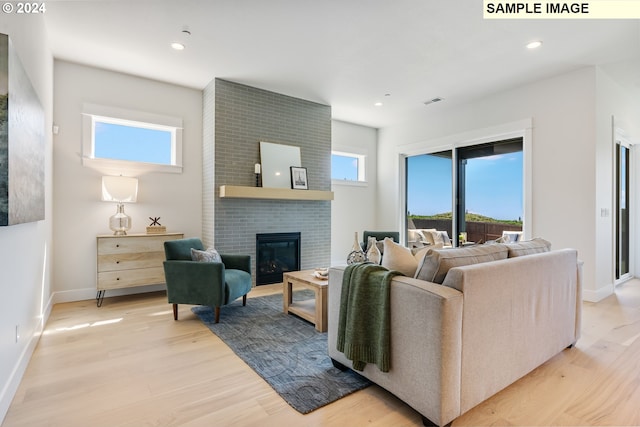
[410,218,522,245]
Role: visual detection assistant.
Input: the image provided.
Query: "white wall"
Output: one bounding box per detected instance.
[377,67,602,297]
[331,120,377,265]
[594,66,640,298]
[0,15,53,423]
[52,61,203,302]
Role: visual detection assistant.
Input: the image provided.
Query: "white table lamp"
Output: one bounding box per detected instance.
[102,176,138,235]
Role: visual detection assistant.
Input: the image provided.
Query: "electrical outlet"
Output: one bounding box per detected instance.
[15,325,19,343]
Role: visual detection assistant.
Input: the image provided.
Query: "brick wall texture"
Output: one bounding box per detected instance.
[209,79,331,285]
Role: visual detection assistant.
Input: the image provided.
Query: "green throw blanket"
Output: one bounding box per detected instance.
[336,263,401,372]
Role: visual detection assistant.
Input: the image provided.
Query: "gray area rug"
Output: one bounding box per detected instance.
[192,290,370,414]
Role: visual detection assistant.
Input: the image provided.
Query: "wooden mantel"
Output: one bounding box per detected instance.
[219,185,334,201]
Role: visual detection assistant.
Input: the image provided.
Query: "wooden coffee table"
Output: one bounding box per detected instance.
[282,269,328,332]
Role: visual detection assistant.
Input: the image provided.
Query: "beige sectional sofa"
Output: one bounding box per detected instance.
[328,241,582,427]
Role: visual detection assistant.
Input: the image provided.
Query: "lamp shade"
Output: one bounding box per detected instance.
[101,176,138,203]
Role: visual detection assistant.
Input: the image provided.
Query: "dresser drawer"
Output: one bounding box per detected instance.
[97,251,166,272]
[97,267,166,290]
[97,234,182,255]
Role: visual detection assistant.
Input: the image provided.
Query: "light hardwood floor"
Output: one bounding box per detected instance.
[3,279,640,427]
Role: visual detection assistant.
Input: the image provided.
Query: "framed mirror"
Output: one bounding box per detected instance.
[260,141,301,188]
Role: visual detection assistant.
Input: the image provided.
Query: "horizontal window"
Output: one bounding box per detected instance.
[331,151,366,183]
[82,104,183,174]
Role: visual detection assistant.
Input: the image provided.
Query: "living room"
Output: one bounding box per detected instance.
[1,2,640,426]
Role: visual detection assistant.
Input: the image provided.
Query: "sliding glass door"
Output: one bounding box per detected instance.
[406,151,453,246]
[406,138,523,247]
[456,139,523,244]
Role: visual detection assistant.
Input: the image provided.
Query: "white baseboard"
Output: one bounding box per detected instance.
[0,333,40,424]
[0,292,54,425]
[582,283,614,302]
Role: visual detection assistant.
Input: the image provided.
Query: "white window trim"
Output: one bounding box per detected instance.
[331,149,368,185]
[397,118,532,245]
[81,103,183,174]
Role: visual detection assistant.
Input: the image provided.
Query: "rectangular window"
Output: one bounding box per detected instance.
[82,104,183,173]
[331,151,366,183]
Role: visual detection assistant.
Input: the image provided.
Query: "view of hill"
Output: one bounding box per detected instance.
[409,212,522,226]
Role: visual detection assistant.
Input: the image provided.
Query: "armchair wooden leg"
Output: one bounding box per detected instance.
[243,294,247,306]
[214,306,220,323]
[173,304,178,320]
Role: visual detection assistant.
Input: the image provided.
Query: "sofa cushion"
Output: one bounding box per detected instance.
[381,237,419,276]
[430,230,445,246]
[418,229,437,245]
[224,269,252,304]
[440,231,452,246]
[505,238,551,257]
[191,247,222,263]
[407,229,428,249]
[414,244,509,284]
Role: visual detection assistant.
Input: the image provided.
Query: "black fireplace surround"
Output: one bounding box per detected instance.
[256,232,301,285]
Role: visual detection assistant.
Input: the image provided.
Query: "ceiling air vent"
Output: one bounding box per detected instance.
[424,97,444,106]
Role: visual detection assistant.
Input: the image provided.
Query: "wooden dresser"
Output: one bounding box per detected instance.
[96,232,184,306]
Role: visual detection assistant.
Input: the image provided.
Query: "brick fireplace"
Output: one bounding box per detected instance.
[203,79,332,286]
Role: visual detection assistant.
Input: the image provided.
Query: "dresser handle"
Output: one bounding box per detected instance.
[116,244,120,248]
[116,277,120,281]
[116,261,120,264]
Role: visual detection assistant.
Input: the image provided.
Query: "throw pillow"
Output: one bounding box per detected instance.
[429,230,445,246]
[504,238,551,257]
[414,244,509,284]
[191,247,222,263]
[407,229,428,248]
[418,229,437,245]
[439,231,452,246]
[502,231,523,243]
[413,246,430,267]
[381,237,418,276]
[492,235,509,244]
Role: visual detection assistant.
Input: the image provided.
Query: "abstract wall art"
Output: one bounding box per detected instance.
[0,33,45,226]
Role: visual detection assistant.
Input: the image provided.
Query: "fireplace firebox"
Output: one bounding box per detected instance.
[256,232,301,285]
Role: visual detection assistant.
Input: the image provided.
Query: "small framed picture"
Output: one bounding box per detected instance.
[290,166,308,190]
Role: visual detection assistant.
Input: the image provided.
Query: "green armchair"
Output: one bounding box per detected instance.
[163,238,252,323]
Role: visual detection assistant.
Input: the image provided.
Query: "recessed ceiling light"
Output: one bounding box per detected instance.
[526,40,543,49]
[374,102,383,107]
[171,26,191,51]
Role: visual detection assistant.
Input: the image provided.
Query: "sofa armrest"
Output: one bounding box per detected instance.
[327,266,463,426]
[220,254,251,274]
[441,248,580,414]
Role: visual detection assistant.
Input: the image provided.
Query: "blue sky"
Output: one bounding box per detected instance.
[94,122,172,164]
[331,154,358,180]
[407,151,523,221]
